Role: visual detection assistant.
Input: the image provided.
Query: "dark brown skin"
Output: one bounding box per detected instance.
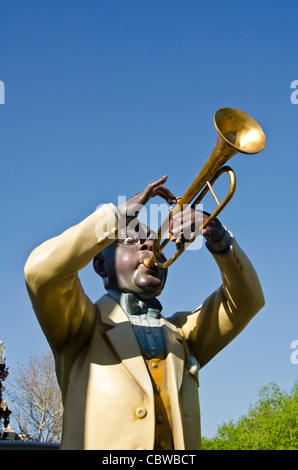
[93,176,225,301]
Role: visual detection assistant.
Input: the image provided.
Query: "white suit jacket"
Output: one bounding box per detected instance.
[24,204,265,450]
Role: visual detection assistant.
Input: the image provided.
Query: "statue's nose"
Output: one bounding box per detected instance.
[139,239,154,252]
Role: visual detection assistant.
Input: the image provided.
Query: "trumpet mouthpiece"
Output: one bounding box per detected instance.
[143,258,155,268]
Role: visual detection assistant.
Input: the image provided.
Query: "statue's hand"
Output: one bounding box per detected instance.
[118,175,176,224]
[169,208,225,245]
[201,211,225,243]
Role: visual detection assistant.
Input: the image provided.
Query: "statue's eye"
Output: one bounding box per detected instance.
[123,236,137,244]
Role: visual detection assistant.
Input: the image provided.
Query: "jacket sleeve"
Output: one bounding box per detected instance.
[171,234,265,369]
[24,204,119,353]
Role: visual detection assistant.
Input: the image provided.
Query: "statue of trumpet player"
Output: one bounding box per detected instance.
[25,173,264,450]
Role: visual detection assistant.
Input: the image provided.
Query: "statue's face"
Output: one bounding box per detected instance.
[95,223,167,301]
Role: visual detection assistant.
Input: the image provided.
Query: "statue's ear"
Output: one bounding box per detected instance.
[93,253,107,278]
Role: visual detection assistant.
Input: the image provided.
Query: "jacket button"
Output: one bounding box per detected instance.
[136,407,147,419]
[157,440,166,450]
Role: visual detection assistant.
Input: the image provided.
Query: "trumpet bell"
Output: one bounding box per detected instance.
[214,107,266,155]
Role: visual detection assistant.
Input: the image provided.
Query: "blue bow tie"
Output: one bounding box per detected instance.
[108,290,162,317]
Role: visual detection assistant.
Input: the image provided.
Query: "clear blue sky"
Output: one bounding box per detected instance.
[1,0,297,438]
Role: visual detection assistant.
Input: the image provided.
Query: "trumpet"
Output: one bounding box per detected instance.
[144,107,266,269]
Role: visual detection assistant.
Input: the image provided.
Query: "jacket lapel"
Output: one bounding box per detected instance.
[97,295,185,388]
[161,317,185,391]
[161,317,186,450]
[95,294,153,396]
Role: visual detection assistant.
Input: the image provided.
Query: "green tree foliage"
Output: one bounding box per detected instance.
[202,380,298,450]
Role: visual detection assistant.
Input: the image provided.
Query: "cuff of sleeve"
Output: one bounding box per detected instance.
[107,203,120,219]
[205,229,232,253]
[93,203,119,245]
[107,203,127,230]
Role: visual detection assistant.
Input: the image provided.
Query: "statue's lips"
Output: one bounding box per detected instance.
[137,253,163,284]
[138,261,161,279]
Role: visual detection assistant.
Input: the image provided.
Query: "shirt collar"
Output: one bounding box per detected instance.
[107,289,162,318]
